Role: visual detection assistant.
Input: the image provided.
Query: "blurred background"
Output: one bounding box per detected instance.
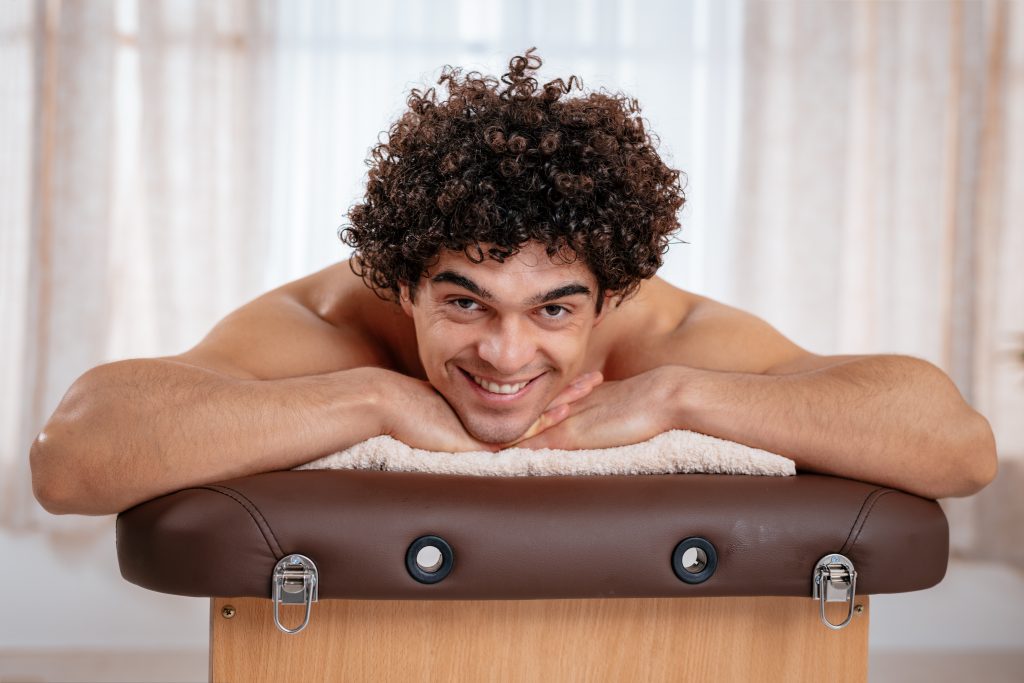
[1,0,1022,681]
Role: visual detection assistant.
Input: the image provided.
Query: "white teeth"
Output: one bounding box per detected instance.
[470,374,529,394]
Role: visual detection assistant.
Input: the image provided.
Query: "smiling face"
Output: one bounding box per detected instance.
[399,241,609,444]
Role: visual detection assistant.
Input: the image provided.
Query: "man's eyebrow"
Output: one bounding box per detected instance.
[525,284,592,306]
[430,270,592,306]
[431,271,495,300]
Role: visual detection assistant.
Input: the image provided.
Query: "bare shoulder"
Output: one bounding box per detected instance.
[604,278,836,377]
[665,293,811,373]
[165,260,401,380]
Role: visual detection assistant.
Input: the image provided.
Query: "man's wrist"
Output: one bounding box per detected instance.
[352,366,396,437]
[655,364,707,432]
[318,366,394,439]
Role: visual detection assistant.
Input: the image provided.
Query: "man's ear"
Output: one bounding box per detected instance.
[398,281,415,317]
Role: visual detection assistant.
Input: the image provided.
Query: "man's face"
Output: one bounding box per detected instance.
[399,241,608,444]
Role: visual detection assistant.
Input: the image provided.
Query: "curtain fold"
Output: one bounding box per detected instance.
[1,0,1020,570]
[731,0,1022,569]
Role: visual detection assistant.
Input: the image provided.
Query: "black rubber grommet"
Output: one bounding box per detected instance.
[406,535,454,584]
[672,537,718,584]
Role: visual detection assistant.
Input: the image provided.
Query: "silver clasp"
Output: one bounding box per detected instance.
[811,553,857,630]
[272,554,318,635]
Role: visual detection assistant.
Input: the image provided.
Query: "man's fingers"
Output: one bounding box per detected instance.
[545,372,603,410]
[500,374,603,450]
[503,403,569,448]
[525,403,570,439]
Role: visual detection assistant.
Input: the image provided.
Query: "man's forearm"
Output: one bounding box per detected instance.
[30,360,385,516]
[669,355,998,499]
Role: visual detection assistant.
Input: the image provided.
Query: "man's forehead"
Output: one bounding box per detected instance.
[425,243,594,281]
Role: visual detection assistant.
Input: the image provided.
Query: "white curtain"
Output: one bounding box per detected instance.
[1,0,1021,569]
[729,0,1024,570]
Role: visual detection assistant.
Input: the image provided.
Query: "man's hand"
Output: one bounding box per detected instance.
[373,368,605,452]
[506,367,677,450]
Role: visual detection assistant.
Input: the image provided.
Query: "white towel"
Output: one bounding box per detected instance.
[295,429,795,477]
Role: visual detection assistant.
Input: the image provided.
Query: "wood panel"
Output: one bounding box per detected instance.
[210,595,869,682]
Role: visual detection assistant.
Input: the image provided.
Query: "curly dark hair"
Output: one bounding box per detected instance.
[339,47,687,313]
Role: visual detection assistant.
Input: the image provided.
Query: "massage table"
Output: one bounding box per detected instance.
[116,468,948,682]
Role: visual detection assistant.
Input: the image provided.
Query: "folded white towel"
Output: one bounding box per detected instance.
[295,429,795,477]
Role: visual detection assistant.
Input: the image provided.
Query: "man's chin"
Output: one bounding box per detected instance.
[461,415,534,446]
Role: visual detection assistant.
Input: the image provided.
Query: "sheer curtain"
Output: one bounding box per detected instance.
[730,0,1024,570]
[2,0,1020,568]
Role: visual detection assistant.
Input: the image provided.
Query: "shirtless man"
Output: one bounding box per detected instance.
[30,50,996,516]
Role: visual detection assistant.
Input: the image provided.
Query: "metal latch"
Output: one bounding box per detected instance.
[272,554,318,635]
[811,553,857,630]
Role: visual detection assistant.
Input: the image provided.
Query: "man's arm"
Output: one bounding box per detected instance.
[29,360,390,516]
[661,299,998,499]
[514,296,998,499]
[30,281,595,516]
[666,355,998,500]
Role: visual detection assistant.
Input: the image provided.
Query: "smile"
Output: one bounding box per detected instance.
[459,368,542,400]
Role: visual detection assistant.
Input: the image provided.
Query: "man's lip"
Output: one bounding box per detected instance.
[458,367,543,402]
[459,368,544,385]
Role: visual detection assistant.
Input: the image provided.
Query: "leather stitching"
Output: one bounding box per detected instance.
[838,488,886,553]
[196,484,285,558]
[840,488,895,556]
[838,489,884,554]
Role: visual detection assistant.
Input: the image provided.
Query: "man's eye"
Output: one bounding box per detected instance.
[450,298,481,311]
[540,305,568,319]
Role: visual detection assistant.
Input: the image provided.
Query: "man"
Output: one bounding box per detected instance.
[30,50,996,516]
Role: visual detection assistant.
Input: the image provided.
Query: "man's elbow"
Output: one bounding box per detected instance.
[30,432,74,515]
[937,412,998,499]
[966,412,999,492]
[30,431,114,516]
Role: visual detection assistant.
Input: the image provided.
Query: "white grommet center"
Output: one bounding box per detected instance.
[680,547,708,574]
[416,545,443,573]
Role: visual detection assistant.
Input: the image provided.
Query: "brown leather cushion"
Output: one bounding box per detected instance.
[115,470,948,599]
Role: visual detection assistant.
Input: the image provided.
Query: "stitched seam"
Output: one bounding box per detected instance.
[838,488,885,552]
[196,485,285,558]
[840,489,896,556]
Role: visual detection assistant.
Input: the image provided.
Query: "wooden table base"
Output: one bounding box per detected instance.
[210,595,869,682]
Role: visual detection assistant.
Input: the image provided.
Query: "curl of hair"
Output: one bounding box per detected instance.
[339,47,687,310]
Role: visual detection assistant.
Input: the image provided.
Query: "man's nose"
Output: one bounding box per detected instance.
[476,317,537,376]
